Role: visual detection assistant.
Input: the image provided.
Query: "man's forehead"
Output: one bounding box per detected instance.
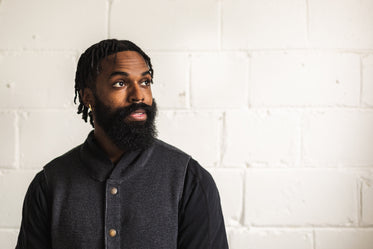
[102,51,148,69]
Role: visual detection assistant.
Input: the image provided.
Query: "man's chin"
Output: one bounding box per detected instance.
[123,118,148,128]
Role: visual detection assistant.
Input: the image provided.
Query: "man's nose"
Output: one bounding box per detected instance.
[128,84,144,103]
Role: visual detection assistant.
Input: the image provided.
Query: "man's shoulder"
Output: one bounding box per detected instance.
[153,141,214,189]
[153,138,191,158]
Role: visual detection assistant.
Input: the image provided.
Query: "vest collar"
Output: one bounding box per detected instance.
[79,131,154,182]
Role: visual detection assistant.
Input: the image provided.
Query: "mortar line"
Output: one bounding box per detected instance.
[219,111,227,166]
[312,228,316,249]
[239,169,247,226]
[359,179,363,226]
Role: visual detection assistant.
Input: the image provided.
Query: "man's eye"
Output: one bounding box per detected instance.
[113,81,126,88]
[140,80,150,86]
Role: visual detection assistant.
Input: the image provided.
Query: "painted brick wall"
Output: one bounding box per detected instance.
[0,0,372,248]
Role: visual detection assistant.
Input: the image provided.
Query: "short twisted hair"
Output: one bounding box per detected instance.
[74,39,153,127]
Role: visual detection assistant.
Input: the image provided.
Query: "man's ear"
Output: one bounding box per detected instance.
[81,88,95,108]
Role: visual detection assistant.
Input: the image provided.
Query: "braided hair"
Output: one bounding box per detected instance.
[74,39,153,127]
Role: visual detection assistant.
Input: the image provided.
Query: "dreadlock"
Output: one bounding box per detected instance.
[74,39,154,127]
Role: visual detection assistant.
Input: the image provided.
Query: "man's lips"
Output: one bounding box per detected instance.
[126,109,147,121]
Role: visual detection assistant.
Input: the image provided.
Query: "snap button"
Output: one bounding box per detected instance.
[109,229,117,237]
[110,187,118,195]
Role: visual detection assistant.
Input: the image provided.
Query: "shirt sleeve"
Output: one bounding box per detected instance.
[178,158,229,249]
[16,171,52,249]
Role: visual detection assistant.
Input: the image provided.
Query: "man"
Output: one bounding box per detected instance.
[16,39,229,249]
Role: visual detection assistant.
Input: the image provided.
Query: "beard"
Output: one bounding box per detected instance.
[93,95,158,151]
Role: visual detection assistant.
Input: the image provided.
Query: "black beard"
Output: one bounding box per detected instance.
[93,95,158,151]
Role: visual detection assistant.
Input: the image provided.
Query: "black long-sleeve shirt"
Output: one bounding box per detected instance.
[16,132,229,249]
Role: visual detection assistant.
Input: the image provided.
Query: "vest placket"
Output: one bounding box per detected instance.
[105,179,121,249]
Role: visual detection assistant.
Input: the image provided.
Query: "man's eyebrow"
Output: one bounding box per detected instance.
[109,71,129,78]
[141,70,152,77]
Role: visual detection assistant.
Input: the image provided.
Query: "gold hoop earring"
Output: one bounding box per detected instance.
[88,104,93,111]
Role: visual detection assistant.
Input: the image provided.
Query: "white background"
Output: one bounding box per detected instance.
[0,0,373,248]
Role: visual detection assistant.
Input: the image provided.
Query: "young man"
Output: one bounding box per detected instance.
[16,39,229,249]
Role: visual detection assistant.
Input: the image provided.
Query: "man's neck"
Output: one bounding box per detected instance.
[93,125,125,165]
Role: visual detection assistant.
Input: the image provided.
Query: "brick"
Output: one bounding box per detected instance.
[0,229,19,249]
[110,0,219,50]
[304,110,373,167]
[362,177,373,224]
[19,110,92,169]
[0,170,37,227]
[0,0,106,50]
[309,0,373,49]
[251,51,360,107]
[315,229,373,249]
[244,169,358,226]
[0,112,16,168]
[223,109,300,167]
[190,53,249,108]
[362,55,373,106]
[207,169,243,226]
[157,111,222,167]
[148,52,189,108]
[222,0,307,49]
[0,52,76,108]
[229,229,313,249]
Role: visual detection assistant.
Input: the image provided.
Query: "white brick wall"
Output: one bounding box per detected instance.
[224,109,301,167]
[362,55,373,106]
[208,168,244,226]
[190,52,249,108]
[0,52,77,108]
[361,175,373,225]
[0,112,16,168]
[149,52,190,108]
[315,229,373,249]
[0,230,19,249]
[222,0,307,49]
[0,0,107,50]
[0,170,38,227]
[244,169,358,226]
[19,110,91,168]
[1,0,372,248]
[250,52,360,107]
[308,0,373,49]
[110,0,220,50]
[229,228,313,249]
[303,110,373,167]
[157,110,222,166]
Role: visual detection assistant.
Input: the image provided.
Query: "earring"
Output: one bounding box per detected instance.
[88,104,93,111]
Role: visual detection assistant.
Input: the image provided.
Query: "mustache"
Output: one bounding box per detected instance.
[116,102,155,119]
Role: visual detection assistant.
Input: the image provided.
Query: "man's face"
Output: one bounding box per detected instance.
[94,51,153,115]
[90,51,157,151]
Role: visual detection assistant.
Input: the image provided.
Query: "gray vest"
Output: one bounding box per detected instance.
[43,134,190,249]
